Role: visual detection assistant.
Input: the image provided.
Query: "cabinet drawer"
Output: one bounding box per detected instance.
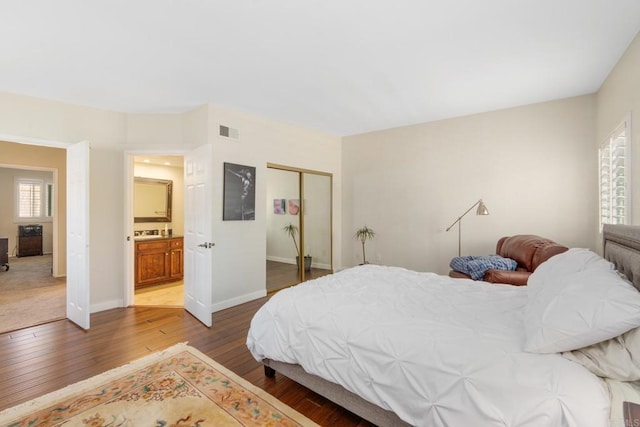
[136,240,169,253]
[169,238,183,249]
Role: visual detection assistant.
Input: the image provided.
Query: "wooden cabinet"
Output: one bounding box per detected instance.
[168,238,183,281]
[17,235,43,257]
[0,237,8,270]
[135,237,183,288]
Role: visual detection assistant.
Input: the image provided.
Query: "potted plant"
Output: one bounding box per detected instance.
[282,223,312,272]
[354,225,375,265]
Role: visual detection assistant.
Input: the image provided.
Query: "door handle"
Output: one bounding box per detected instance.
[197,242,215,248]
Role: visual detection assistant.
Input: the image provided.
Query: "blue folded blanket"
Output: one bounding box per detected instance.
[450,255,517,281]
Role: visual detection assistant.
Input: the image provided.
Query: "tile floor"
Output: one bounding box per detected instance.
[134,280,183,307]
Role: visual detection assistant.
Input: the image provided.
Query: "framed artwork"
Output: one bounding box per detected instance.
[223,162,256,220]
[288,199,300,215]
[273,199,286,214]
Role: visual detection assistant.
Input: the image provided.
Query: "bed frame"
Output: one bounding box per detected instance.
[262,224,640,427]
[602,224,640,290]
[263,358,409,426]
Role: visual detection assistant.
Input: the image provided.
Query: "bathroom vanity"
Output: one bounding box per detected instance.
[134,236,183,288]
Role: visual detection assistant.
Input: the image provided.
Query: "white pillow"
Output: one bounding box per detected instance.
[524,250,640,353]
[528,248,614,288]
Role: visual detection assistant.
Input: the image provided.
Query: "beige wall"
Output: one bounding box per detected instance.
[597,31,640,231]
[0,92,127,309]
[0,93,341,314]
[0,27,636,312]
[342,95,597,274]
[0,141,66,275]
[207,104,342,310]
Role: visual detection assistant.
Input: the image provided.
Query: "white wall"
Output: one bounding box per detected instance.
[342,95,597,275]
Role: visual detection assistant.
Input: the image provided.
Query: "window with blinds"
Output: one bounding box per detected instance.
[18,179,42,218]
[599,117,631,229]
[15,178,53,220]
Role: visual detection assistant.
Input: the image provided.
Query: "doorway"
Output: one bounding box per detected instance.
[0,161,65,333]
[0,137,88,330]
[131,154,185,307]
[266,164,333,293]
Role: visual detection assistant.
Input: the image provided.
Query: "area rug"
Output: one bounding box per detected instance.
[0,343,318,427]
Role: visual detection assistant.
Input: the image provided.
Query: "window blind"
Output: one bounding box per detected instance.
[599,120,629,228]
[18,180,42,218]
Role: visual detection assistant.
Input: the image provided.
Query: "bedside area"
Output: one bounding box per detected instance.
[134,235,183,289]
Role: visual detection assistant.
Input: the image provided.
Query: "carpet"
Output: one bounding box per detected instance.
[0,343,318,427]
[0,254,65,334]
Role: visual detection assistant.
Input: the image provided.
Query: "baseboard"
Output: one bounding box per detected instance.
[211,290,266,313]
[267,255,295,264]
[267,255,331,270]
[91,291,267,316]
[312,262,331,270]
[91,299,123,314]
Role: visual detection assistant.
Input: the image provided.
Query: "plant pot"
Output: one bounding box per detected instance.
[296,255,312,272]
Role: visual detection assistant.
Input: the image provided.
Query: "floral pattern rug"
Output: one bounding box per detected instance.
[0,343,318,427]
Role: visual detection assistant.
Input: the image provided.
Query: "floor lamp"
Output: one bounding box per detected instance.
[446,199,489,257]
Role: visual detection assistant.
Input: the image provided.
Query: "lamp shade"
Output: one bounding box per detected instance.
[476,200,489,216]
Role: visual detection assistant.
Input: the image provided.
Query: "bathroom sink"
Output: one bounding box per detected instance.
[134,235,163,241]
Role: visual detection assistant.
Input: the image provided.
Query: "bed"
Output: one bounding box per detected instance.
[247,224,640,426]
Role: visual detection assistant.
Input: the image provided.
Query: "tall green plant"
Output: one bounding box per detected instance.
[282,223,300,257]
[354,225,375,264]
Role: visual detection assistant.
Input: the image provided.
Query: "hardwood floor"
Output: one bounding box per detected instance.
[0,299,372,426]
[266,260,333,293]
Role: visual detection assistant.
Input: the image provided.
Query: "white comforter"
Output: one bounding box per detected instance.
[247,265,610,426]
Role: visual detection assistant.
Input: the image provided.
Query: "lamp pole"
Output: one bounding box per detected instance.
[457,220,462,257]
[446,199,489,257]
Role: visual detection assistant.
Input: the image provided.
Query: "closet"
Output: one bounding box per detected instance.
[266,164,332,292]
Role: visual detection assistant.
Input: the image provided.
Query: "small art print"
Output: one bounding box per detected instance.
[223,163,256,221]
[288,199,300,215]
[273,199,286,214]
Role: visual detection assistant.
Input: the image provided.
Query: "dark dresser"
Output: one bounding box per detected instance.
[17,224,43,257]
[0,237,8,270]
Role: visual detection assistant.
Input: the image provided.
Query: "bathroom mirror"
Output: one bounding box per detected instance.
[134,177,173,223]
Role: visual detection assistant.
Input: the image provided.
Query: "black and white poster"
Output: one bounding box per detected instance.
[223,162,256,220]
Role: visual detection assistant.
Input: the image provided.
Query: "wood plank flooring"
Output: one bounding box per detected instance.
[266,260,333,293]
[0,299,372,426]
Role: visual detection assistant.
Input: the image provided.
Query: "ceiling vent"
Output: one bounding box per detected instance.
[219,125,239,140]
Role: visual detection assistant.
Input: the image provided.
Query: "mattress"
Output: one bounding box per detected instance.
[247,264,610,426]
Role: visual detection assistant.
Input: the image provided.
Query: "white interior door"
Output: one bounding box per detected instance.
[66,140,90,329]
[184,144,213,327]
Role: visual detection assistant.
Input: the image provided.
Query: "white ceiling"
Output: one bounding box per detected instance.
[2,1,640,136]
